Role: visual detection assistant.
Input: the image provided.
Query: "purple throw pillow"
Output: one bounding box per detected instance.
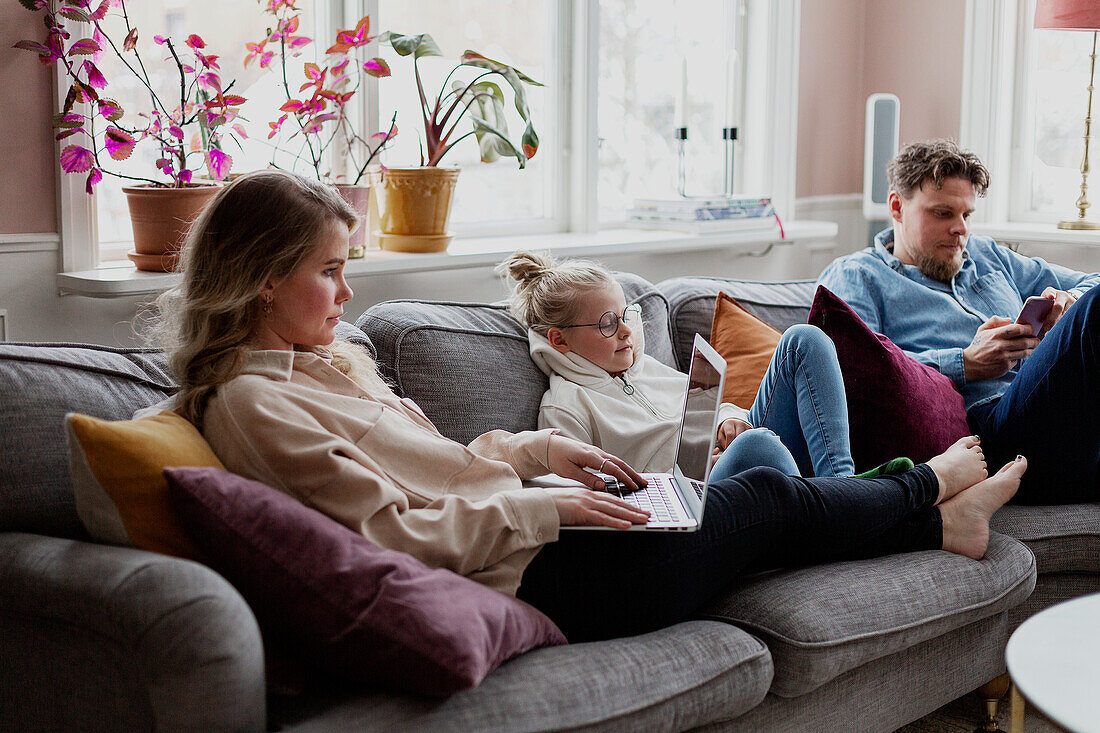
[163,466,567,697]
[807,286,971,469]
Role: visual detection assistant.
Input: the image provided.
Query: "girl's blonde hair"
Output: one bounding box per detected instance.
[148,169,387,424]
[497,251,615,336]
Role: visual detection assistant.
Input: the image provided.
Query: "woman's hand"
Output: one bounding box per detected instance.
[716,418,753,450]
[545,434,647,492]
[546,488,650,529]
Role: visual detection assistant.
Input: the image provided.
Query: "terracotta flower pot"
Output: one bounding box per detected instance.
[372,167,460,253]
[334,184,371,258]
[123,184,220,272]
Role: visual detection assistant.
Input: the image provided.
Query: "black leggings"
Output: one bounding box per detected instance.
[517,465,942,642]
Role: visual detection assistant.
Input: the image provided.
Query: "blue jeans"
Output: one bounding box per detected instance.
[734,324,855,477]
[518,465,942,641]
[710,427,800,481]
[969,283,1099,504]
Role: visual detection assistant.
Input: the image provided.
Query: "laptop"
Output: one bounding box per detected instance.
[529,333,727,532]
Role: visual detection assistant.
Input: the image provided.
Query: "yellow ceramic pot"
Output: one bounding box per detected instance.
[372,167,460,253]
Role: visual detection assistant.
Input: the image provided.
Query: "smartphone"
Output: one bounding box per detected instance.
[1015,296,1054,334]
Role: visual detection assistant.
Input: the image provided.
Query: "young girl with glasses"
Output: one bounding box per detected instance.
[500,250,955,481]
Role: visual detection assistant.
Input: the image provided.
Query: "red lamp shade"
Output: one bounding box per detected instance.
[1035,0,1100,30]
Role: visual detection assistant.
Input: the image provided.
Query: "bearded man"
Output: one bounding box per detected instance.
[817,139,1099,502]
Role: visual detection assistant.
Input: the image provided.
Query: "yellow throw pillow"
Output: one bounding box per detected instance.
[708,292,783,409]
[66,411,223,560]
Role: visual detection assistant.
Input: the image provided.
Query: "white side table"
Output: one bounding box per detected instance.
[1006,592,1100,732]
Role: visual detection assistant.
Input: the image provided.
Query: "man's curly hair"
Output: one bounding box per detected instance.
[887,139,990,198]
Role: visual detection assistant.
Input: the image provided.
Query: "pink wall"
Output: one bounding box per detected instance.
[797,0,966,198]
[1,5,58,233]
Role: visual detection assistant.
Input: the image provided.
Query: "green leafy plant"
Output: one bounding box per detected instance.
[379,32,541,168]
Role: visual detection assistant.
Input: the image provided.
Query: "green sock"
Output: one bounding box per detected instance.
[854,457,915,479]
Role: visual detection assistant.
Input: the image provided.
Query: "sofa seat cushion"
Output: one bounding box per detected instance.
[991,504,1100,574]
[699,532,1036,698]
[269,620,771,732]
[356,273,673,445]
[658,277,815,371]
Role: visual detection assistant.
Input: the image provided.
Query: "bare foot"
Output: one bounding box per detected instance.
[940,456,1027,560]
[926,436,987,504]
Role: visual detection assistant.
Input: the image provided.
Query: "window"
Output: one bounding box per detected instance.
[58,0,798,271]
[963,0,1099,225]
[597,0,743,223]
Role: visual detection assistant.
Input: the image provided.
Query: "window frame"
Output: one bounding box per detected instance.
[962,0,1092,226]
[56,0,800,272]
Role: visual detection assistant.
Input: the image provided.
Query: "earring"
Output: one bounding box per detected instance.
[262,296,273,319]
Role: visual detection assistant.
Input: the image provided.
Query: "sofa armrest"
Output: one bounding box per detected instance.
[0,532,266,732]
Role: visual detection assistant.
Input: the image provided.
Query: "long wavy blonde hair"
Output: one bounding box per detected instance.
[149,169,387,425]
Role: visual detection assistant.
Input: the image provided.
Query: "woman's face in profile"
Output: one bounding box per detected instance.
[251,222,354,351]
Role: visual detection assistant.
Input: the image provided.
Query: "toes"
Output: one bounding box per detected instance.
[997,456,1028,477]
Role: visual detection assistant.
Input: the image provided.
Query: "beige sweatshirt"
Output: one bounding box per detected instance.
[200,349,561,595]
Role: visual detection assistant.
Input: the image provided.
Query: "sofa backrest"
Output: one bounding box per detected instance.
[0,322,371,540]
[357,272,674,445]
[0,344,176,538]
[658,278,817,371]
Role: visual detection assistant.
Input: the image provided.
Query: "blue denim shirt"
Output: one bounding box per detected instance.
[817,229,1100,410]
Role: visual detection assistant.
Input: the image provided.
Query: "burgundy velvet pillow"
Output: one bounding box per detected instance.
[807,286,971,469]
[164,466,566,697]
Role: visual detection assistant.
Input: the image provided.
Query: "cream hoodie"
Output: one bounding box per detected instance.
[197,349,561,596]
[529,330,747,473]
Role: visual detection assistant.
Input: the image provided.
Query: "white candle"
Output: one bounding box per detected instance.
[675,57,688,129]
[725,51,739,127]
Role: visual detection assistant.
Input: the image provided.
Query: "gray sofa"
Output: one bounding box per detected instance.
[0,274,1095,732]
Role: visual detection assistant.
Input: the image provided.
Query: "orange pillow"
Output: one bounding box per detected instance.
[708,292,782,409]
[66,410,223,560]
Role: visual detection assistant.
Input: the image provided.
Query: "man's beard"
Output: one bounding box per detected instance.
[913,248,963,283]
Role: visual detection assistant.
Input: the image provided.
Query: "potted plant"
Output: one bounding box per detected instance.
[246,3,397,257]
[373,32,542,252]
[14,0,246,272]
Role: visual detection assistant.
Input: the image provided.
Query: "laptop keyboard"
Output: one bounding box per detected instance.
[601,474,689,524]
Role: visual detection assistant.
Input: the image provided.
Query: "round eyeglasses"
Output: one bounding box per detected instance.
[559,303,642,338]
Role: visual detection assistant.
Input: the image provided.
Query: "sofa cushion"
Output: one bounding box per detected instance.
[357,273,673,445]
[808,286,972,468]
[991,503,1100,574]
[66,411,222,559]
[0,344,175,538]
[166,466,567,697]
[268,620,771,732]
[709,292,783,409]
[658,277,816,371]
[699,532,1036,697]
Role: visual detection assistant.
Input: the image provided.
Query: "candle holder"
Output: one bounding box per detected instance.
[723,127,738,196]
[675,127,688,197]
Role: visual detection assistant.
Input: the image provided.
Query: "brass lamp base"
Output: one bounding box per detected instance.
[1058,217,1100,230]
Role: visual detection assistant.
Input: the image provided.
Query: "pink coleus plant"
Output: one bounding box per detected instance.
[246,2,396,185]
[14,0,245,191]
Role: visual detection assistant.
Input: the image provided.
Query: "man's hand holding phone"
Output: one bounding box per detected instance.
[963,314,1041,382]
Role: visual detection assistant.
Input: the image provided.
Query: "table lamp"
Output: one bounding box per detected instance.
[1035,0,1100,230]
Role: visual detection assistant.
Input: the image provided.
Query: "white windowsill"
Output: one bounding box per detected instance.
[973,222,1100,247]
[55,220,838,298]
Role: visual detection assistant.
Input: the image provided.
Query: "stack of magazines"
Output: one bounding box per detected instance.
[625,194,778,234]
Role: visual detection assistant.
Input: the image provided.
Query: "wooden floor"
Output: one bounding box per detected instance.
[896,689,1062,732]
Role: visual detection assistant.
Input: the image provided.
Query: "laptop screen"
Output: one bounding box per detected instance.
[675,345,725,482]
